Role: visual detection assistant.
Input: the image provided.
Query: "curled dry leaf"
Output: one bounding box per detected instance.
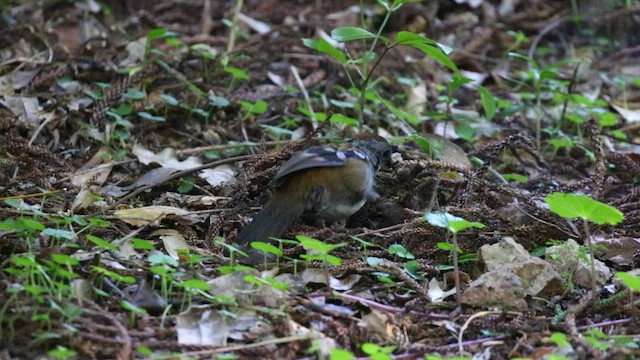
[199,164,237,187]
[427,277,456,302]
[71,148,115,187]
[114,206,190,226]
[150,229,190,260]
[133,144,202,170]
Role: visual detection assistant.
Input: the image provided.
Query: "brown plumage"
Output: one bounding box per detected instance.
[236,138,392,247]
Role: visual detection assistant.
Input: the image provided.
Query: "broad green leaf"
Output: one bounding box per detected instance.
[296,235,344,253]
[330,348,355,360]
[178,279,211,291]
[303,38,347,64]
[263,276,292,291]
[476,85,496,121]
[550,332,572,348]
[251,241,283,256]
[502,173,528,182]
[124,88,146,100]
[424,212,485,234]
[544,193,624,225]
[131,238,154,250]
[616,272,640,292]
[51,253,79,266]
[450,75,473,90]
[146,28,167,41]
[331,27,382,42]
[190,43,218,59]
[388,244,414,259]
[160,94,179,106]
[86,234,117,251]
[137,112,165,122]
[329,114,359,126]
[121,300,147,314]
[395,31,459,74]
[224,66,250,80]
[19,218,46,231]
[408,42,459,75]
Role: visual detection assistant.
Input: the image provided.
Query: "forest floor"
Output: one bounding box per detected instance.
[1,0,640,359]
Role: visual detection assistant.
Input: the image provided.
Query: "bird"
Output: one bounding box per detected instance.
[236,134,393,250]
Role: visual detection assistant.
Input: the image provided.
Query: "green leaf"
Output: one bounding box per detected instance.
[303,38,347,64]
[51,253,79,266]
[388,244,415,259]
[224,66,250,80]
[330,348,355,360]
[378,97,420,125]
[425,212,485,234]
[476,85,496,121]
[131,238,154,250]
[86,234,117,251]
[240,100,268,114]
[296,235,344,253]
[329,113,359,126]
[450,75,473,90]
[550,332,572,348]
[209,94,230,107]
[544,193,624,225]
[395,31,459,74]
[502,173,528,182]
[616,272,640,292]
[409,134,432,155]
[42,228,74,240]
[19,218,46,231]
[124,88,146,100]
[146,28,167,41]
[263,276,292,291]
[160,94,179,106]
[250,241,283,256]
[436,242,453,251]
[178,279,211,291]
[508,52,538,68]
[190,43,218,60]
[300,253,342,265]
[331,27,382,42]
[404,260,422,280]
[121,300,147,314]
[137,112,166,121]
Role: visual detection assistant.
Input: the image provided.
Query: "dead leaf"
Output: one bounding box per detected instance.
[151,229,190,260]
[199,164,237,187]
[133,145,202,170]
[114,206,190,226]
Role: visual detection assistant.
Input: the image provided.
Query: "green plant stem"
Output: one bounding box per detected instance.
[452,233,462,310]
[368,9,392,57]
[535,96,541,151]
[582,218,597,298]
[358,46,390,124]
[226,0,244,55]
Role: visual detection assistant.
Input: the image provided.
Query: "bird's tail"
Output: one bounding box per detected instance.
[236,198,304,246]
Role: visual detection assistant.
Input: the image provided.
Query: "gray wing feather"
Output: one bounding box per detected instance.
[274,147,347,185]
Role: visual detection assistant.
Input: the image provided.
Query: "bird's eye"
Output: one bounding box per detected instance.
[383,149,392,158]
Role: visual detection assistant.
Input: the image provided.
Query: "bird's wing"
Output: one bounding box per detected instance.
[274,146,367,185]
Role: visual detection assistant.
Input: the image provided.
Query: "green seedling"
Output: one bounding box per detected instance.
[425,212,485,309]
[545,192,624,297]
